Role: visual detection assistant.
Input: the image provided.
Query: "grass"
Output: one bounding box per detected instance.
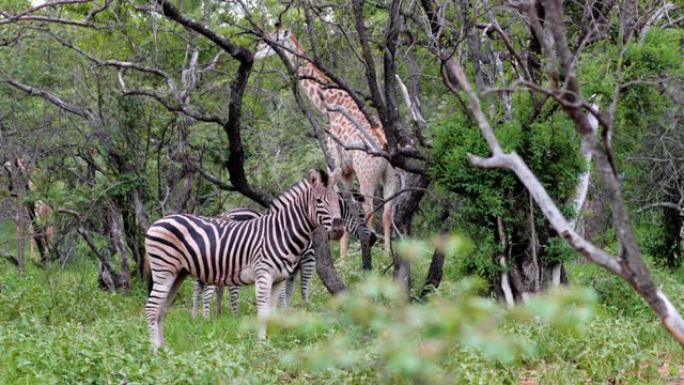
[0,244,682,384]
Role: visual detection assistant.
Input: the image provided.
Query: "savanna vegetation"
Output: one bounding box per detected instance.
[0,0,683,383]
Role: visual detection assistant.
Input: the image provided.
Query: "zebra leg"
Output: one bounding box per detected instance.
[300,254,316,303]
[283,273,296,308]
[159,271,188,346]
[192,281,203,319]
[202,285,215,319]
[271,279,287,311]
[229,287,240,316]
[255,271,274,340]
[145,270,187,349]
[146,273,175,349]
[215,286,224,317]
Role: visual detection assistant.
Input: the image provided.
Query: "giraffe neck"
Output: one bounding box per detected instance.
[287,37,389,149]
[294,60,331,114]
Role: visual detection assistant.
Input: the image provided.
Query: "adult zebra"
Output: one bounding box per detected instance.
[144,169,344,347]
[192,192,378,318]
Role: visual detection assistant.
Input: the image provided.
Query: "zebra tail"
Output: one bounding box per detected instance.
[143,251,152,295]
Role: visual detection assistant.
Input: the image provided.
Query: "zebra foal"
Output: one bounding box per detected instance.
[192,192,377,317]
[144,169,344,347]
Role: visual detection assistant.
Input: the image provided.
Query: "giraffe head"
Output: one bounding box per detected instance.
[254,28,300,60]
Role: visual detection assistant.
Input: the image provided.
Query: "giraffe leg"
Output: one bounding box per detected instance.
[338,169,355,259]
[382,166,400,257]
[358,177,378,244]
[339,232,350,259]
[382,203,392,258]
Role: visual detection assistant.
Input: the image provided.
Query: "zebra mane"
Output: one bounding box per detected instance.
[267,178,311,213]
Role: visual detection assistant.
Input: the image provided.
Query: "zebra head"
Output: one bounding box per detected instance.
[307,168,344,240]
[346,191,379,248]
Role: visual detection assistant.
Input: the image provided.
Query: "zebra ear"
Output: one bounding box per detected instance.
[328,168,342,187]
[307,169,322,186]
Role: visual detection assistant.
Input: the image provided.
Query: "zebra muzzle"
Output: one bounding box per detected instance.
[329,218,344,240]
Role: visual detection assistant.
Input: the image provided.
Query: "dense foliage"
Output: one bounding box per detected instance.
[0,0,683,382]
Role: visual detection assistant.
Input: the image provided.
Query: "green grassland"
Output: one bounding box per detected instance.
[0,242,682,384]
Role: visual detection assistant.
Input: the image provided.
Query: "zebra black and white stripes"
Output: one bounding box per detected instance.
[192,281,240,318]
[192,192,377,317]
[144,169,344,347]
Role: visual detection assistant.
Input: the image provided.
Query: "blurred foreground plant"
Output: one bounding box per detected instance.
[272,274,597,384]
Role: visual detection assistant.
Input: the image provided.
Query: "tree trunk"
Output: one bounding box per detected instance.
[494,216,515,306]
[312,226,347,295]
[8,159,26,273]
[663,205,683,269]
[121,201,143,280]
[78,226,126,291]
[419,248,445,300]
[25,201,51,263]
[419,213,452,300]
[393,172,429,294]
[108,204,131,291]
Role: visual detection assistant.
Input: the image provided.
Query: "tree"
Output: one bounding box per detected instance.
[419,0,684,345]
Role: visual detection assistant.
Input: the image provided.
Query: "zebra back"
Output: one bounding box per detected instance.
[196,192,372,316]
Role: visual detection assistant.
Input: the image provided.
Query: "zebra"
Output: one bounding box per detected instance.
[191,281,240,318]
[191,192,378,318]
[144,169,345,347]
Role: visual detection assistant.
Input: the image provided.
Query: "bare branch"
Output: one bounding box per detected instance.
[50,34,175,90]
[325,105,384,152]
[154,0,252,62]
[5,79,93,120]
[122,89,225,125]
[85,0,112,23]
[395,74,426,125]
[2,16,95,27]
[351,0,387,114]
[0,0,97,28]
[185,161,235,192]
[638,201,682,213]
[364,187,428,220]
[639,2,675,45]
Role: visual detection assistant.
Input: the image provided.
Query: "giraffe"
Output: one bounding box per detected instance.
[255,29,398,258]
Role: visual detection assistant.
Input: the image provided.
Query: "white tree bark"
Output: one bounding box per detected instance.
[497,216,515,307]
[443,54,684,347]
[552,103,599,285]
[570,103,599,229]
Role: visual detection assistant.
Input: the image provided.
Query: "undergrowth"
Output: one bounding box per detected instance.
[0,250,681,384]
